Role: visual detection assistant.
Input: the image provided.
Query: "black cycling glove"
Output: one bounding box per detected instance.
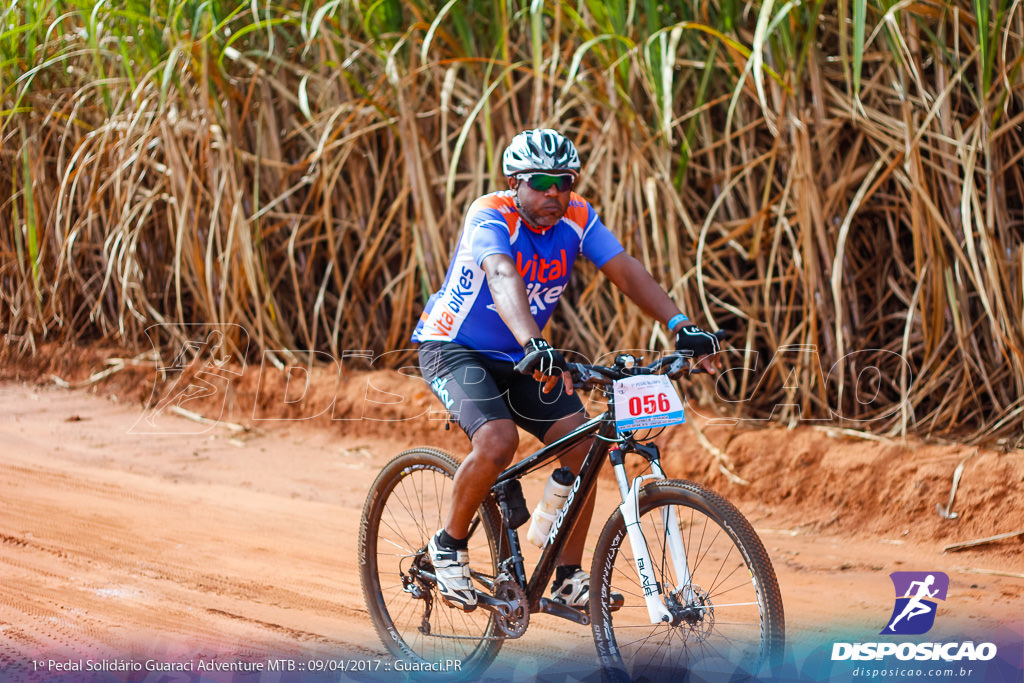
[674,325,721,358]
[514,338,569,377]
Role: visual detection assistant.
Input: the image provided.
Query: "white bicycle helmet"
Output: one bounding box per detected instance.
[502,129,581,176]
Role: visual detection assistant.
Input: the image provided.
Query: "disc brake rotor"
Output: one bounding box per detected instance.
[674,584,714,640]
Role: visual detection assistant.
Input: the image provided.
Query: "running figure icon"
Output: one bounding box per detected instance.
[888,575,938,630]
[881,571,949,635]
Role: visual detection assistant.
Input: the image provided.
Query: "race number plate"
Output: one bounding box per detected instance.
[613,374,685,433]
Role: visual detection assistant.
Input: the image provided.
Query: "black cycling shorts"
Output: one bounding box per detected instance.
[418,340,585,441]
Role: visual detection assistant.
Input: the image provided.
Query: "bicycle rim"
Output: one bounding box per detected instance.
[591,480,785,681]
[358,448,505,678]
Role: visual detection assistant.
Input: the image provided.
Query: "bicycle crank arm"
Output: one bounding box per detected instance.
[476,593,516,617]
[538,597,590,626]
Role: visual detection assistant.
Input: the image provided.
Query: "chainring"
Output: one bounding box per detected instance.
[492,578,529,638]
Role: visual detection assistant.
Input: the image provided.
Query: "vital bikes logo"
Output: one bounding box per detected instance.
[831,571,998,663]
[486,249,569,316]
[431,266,476,337]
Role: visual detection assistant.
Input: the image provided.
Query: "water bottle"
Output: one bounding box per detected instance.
[526,466,574,547]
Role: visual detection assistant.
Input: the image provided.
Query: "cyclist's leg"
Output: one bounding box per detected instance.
[446,419,518,538]
[418,341,519,541]
[419,342,519,609]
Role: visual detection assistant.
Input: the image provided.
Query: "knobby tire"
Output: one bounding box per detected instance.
[590,479,785,682]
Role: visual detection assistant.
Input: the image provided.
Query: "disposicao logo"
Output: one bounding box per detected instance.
[831,570,998,663]
[881,571,949,635]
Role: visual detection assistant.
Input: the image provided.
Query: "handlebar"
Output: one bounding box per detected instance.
[567,329,727,390]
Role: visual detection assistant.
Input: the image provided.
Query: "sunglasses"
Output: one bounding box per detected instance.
[517,172,576,193]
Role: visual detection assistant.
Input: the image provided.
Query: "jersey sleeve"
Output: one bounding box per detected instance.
[579,204,624,267]
[467,207,514,266]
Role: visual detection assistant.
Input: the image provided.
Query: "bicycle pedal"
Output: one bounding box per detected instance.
[437,594,478,613]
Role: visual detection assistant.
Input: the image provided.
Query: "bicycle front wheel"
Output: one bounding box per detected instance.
[358,447,505,679]
[591,480,785,682]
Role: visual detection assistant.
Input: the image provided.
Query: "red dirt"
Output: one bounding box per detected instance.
[1,348,1022,678]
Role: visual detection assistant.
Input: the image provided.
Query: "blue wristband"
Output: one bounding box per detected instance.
[668,313,688,331]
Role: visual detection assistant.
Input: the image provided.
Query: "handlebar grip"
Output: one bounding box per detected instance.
[669,331,727,378]
[685,331,727,376]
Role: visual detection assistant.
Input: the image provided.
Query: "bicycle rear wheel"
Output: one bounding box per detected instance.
[358,448,505,678]
[591,480,785,682]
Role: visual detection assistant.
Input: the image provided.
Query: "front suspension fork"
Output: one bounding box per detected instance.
[611,446,695,624]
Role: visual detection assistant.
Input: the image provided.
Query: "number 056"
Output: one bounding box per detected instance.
[628,393,671,416]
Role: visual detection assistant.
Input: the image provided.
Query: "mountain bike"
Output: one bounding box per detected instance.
[358,345,785,681]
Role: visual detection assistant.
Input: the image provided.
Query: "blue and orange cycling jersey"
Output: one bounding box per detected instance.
[411,190,624,360]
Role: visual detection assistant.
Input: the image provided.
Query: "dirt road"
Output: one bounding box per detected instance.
[1,381,1022,681]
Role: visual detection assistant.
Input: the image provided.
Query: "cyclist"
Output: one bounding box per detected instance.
[412,129,720,611]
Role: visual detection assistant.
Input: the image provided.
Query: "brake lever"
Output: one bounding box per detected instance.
[569,363,610,389]
[666,355,691,379]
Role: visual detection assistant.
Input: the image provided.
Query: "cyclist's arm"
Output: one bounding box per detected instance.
[481,253,572,394]
[599,252,718,373]
[599,252,687,331]
[481,253,542,343]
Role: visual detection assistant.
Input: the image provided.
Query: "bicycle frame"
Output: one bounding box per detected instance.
[488,387,693,627]
[491,411,616,615]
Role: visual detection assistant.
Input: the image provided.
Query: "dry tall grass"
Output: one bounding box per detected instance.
[1,1,1021,445]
